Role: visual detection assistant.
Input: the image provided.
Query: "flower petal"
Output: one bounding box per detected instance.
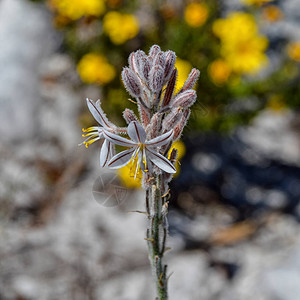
[103,130,136,147]
[128,121,146,144]
[100,139,111,167]
[86,98,110,128]
[107,148,135,169]
[146,129,174,147]
[146,148,176,173]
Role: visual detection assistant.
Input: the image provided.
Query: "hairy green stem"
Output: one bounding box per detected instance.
[146,174,168,300]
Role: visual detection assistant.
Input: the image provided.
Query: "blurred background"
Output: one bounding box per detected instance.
[0,0,300,299]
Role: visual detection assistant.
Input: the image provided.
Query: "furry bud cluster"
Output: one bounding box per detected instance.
[81,45,200,187]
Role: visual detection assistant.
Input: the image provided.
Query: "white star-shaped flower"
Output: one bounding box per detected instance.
[103,121,176,176]
[81,98,115,167]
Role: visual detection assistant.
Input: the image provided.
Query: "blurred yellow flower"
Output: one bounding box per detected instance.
[242,0,273,5]
[77,53,116,85]
[262,5,283,22]
[287,42,300,62]
[184,2,209,27]
[103,11,139,45]
[213,12,268,74]
[50,0,105,20]
[175,58,192,90]
[117,163,143,189]
[208,59,231,85]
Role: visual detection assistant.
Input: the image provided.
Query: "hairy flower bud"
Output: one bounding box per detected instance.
[153,52,166,69]
[174,109,190,140]
[149,45,161,59]
[122,67,142,98]
[164,50,176,82]
[149,65,164,93]
[162,107,183,132]
[180,68,200,93]
[123,108,139,124]
[162,68,177,107]
[172,89,196,108]
[148,112,160,139]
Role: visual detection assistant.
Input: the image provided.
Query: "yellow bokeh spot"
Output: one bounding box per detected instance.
[208,59,231,85]
[184,3,209,28]
[50,0,105,20]
[77,53,116,85]
[213,12,269,75]
[103,11,139,45]
[262,5,283,22]
[175,58,193,91]
[287,42,300,62]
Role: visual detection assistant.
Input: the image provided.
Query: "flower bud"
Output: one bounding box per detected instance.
[153,52,165,68]
[164,51,176,81]
[138,56,151,83]
[123,108,139,124]
[122,67,142,98]
[149,45,161,59]
[162,107,183,132]
[174,109,190,140]
[180,68,200,93]
[149,65,164,93]
[172,89,196,108]
[162,68,177,107]
[148,113,160,139]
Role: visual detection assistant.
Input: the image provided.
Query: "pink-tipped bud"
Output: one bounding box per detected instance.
[128,52,138,73]
[122,67,142,98]
[149,45,161,59]
[162,107,183,132]
[173,109,191,140]
[162,68,177,107]
[172,89,196,108]
[149,65,164,93]
[164,51,176,82]
[180,68,200,93]
[123,108,139,124]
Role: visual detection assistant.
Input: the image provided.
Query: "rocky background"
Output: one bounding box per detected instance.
[0,0,300,299]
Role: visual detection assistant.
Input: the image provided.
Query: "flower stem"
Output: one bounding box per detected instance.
[146,174,168,300]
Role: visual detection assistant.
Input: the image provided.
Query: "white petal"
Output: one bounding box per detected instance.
[103,130,136,147]
[100,139,111,167]
[107,148,135,169]
[86,98,110,128]
[146,130,174,148]
[146,148,176,173]
[128,121,146,144]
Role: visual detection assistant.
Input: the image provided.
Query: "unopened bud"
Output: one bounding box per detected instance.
[153,52,165,68]
[137,102,150,126]
[174,109,190,140]
[149,65,164,93]
[164,51,176,82]
[162,68,177,107]
[162,107,183,132]
[149,45,161,59]
[123,108,139,124]
[180,68,200,93]
[148,113,160,139]
[138,56,151,83]
[172,89,196,108]
[122,67,142,98]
